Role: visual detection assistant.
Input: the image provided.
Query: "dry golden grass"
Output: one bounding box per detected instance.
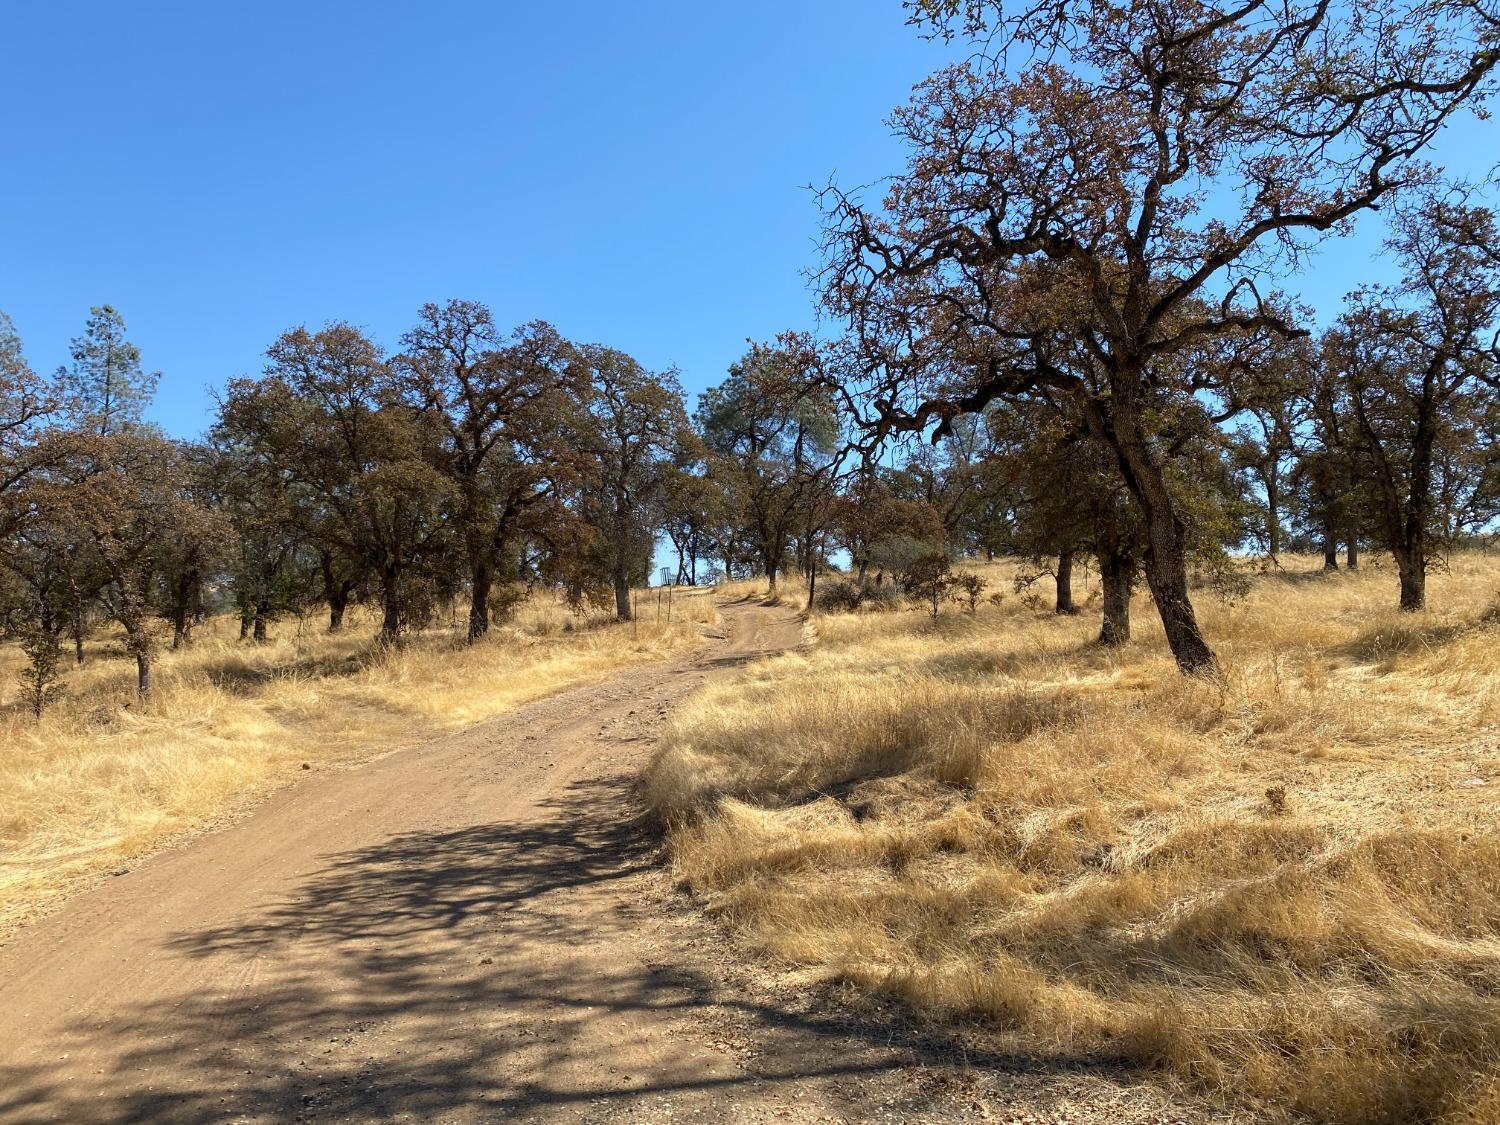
[0,587,717,936]
[649,552,1500,1124]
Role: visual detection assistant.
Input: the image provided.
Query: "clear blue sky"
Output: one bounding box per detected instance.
[2,2,1493,439]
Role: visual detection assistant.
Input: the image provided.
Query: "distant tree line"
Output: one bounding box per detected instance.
[0,303,709,709]
[4,0,1500,717]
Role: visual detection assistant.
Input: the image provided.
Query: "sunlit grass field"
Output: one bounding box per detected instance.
[649,552,1500,1123]
[0,587,717,937]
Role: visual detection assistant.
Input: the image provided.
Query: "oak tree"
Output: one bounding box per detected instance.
[219,325,456,647]
[697,338,840,595]
[823,0,1500,671]
[1325,195,1500,609]
[576,345,690,620]
[394,303,583,641]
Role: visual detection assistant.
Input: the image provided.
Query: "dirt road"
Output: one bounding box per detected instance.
[0,600,1192,1124]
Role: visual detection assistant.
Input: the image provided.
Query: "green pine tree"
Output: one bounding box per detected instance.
[16,625,64,720]
[57,305,160,435]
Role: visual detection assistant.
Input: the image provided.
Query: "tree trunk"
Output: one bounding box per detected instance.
[806,530,821,607]
[1346,534,1359,571]
[238,612,252,641]
[1396,547,1426,611]
[1394,410,1436,612]
[328,588,348,632]
[252,599,270,643]
[136,651,152,699]
[766,559,778,595]
[1322,519,1340,571]
[614,568,632,621]
[1109,400,1216,673]
[1054,549,1077,615]
[856,555,870,589]
[1098,550,1135,647]
[321,552,351,633]
[1266,477,1281,560]
[169,569,195,650]
[1142,532,1214,671]
[468,561,492,642]
[1362,394,1434,614]
[379,569,402,647]
[67,581,86,664]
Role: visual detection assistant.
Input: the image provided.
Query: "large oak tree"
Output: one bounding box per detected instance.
[822,0,1499,671]
[394,302,583,641]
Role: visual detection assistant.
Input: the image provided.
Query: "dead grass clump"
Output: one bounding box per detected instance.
[647,667,1089,826]
[649,552,1500,1122]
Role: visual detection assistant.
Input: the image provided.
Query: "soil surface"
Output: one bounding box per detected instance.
[0,600,1207,1124]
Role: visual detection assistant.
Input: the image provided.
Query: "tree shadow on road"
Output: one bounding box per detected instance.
[0,776,1151,1124]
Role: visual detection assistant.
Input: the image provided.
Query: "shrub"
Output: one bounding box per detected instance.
[953,572,988,614]
[489,582,528,623]
[902,553,958,618]
[815,579,904,614]
[814,579,865,613]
